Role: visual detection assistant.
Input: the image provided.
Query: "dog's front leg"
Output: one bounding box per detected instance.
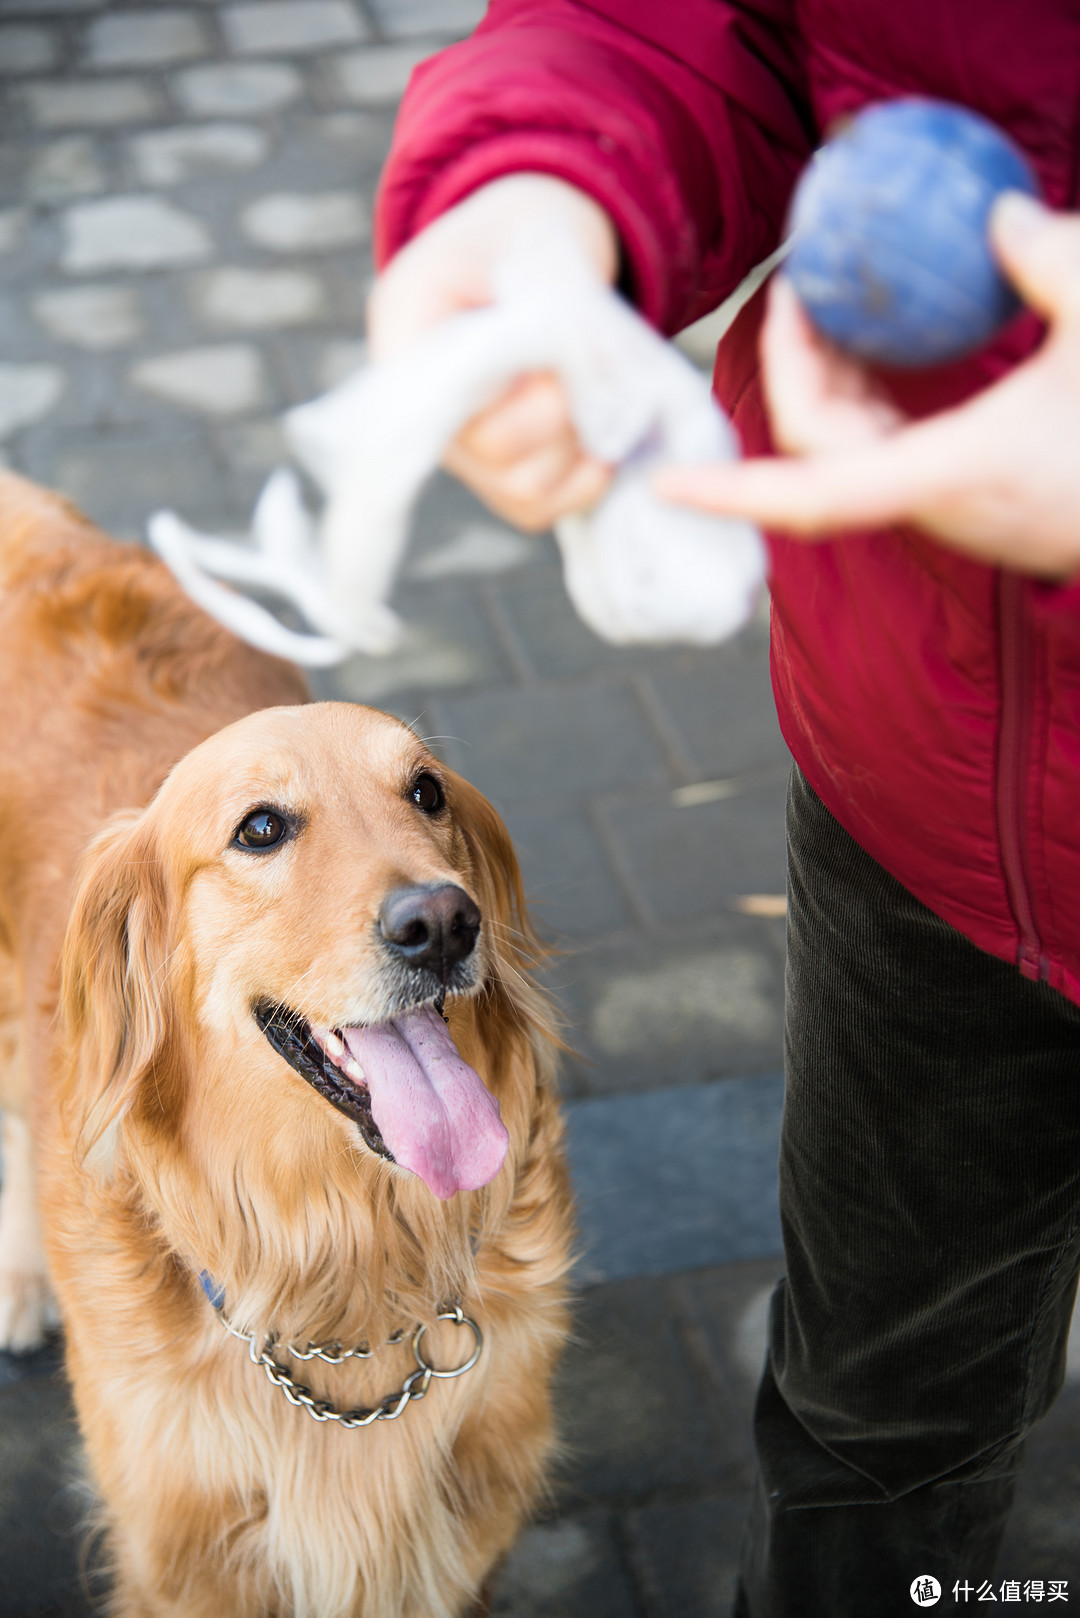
[0,1112,56,1353]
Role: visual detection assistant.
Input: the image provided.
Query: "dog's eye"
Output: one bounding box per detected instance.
[410,773,445,815]
[235,810,287,850]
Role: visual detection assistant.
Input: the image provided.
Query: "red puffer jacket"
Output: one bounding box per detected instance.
[376,0,1080,1008]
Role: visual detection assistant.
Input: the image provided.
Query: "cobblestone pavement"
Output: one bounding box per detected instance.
[1,4,1079,1615]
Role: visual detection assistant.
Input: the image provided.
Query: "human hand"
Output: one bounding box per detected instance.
[367,174,619,531]
[655,193,1080,581]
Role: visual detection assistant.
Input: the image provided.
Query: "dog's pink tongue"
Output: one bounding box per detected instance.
[341,1004,508,1200]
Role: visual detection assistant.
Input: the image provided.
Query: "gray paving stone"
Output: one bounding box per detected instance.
[648,645,790,781]
[130,122,269,185]
[240,187,368,251]
[190,264,325,330]
[0,292,34,360]
[213,413,290,479]
[432,681,671,812]
[23,134,104,201]
[130,342,266,415]
[406,523,542,582]
[9,348,144,434]
[171,60,303,116]
[494,568,778,712]
[236,324,361,409]
[221,0,367,56]
[578,932,783,1073]
[307,107,393,159]
[315,334,365,389]
[599,777,788,925]
[567,1076,783,1285]
[60,193,213,272]
[999,1407,1080,1587]
[549,916,786,1097]
[0,21,56,73]
[367,0,484,38]
[320,40,435,104]
[403,467,549,573]
[555,1275,750,1504]
[20,76,162,129]
[82,9,210,70]
[626,1494,749,1618]
[0,361,64,438]
[38,422,225,535]
[0,206,25,253]
[670,1257,784,1404]
[501,799,635,939]
[0,1372,91,1618]
[32,283,143,349]
[327,581,514,704]
[489,1514,640,1618]
[251,314,371,398]
[494,563,656,681]
[0,0,100,12]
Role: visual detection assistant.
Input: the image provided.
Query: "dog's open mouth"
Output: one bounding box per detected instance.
[254,1001,509,1200]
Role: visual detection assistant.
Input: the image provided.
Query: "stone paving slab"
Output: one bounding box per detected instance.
[0,1359,90,1618]
[500,799,639,939]
[625,1495,750,1618]
[491,1513,641,1618]
[549,915,787,1099]
[599,776,788,926]
[432,679,675,808]
[567,1076,784,1285]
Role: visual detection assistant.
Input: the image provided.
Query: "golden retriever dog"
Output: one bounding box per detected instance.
[0,469,572,1618]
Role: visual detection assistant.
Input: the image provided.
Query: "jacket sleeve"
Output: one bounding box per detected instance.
[373,0,814,335]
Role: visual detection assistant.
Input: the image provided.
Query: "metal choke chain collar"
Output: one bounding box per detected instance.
[217,1302,483,1429]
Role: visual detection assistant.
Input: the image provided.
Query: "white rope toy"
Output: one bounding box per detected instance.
[148,222,766,667]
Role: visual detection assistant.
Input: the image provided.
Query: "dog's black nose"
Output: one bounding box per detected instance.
[379,884,481,980]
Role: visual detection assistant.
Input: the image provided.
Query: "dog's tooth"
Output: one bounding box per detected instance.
[309,1023,345,1058]
[344,1056,366,1083]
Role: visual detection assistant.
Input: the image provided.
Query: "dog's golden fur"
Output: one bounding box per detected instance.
[0,470,573,1618]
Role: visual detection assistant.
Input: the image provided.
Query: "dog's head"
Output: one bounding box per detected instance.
[59,703,551,1263]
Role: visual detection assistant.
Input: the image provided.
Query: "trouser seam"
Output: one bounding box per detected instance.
[1016,1201,1080,1437]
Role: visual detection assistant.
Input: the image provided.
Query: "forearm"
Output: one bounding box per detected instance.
[368,175,618,362]
[374,0,812,333]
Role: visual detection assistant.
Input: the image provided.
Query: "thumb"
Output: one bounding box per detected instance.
[990,191,1080,325]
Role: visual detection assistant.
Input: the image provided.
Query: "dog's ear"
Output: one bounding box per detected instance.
[59,809,172,1174]
[448,774,563,1065]
[448,773,544,971]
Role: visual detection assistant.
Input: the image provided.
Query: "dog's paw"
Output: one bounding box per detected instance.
[0,1268,57,1354]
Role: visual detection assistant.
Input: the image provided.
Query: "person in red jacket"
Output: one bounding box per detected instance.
[368,5,1080,1612]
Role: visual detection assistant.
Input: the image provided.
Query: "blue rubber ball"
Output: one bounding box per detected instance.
[785,99,1039,368]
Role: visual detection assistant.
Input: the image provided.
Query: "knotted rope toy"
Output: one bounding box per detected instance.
[148,223,766,666]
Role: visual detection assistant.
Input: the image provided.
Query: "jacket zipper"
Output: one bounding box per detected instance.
[996,570,1047,981]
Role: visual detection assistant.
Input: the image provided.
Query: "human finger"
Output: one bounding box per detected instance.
[453,373,575,468]
[654,407,975,536]
[368,175,620,362]
[762,277,907,455]
[991,192,1080,325]
[444,430,612,532]
[760,276,842,452]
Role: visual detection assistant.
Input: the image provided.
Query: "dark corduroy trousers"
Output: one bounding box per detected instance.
[736,766,1080,1616]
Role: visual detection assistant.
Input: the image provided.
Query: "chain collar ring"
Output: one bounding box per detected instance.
[216,1301,483,1429]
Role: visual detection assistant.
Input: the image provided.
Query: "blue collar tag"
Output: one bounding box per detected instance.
[199,1271,226,1311]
